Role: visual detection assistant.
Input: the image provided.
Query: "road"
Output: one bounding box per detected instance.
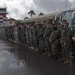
[0,38,75,75]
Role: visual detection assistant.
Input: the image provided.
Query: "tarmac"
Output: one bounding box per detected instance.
[0,38,75,75]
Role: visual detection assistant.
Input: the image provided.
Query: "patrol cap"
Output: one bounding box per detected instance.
[52,26,57,30]
[62,19,67,23]
[43,20,46,23]
[57,23,61,25]
[73,22,75,25]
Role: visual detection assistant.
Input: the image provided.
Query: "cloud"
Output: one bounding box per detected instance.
[0,0,34,19]
[0,0,74,20]
[33,0,72,13]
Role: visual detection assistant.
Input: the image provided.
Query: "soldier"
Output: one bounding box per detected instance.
[11,26,15,41]
[20,25,25,44]
[14,25,18,43]
[28,23,33,48]
[9,26,12,41]
[33,23,39,51]
[31,22,37,49]
[72,23,75,55]
[7,26,10,40]
[43,22,52,56]
[38,22,45,54]
[23,24,27,45]
[26,23,30,46]
[56,23,62,59]
[18,25,22,44]
[49,26,59,59]
[5,27,8,39]
[60,20,72,64]
[34,23,39,51]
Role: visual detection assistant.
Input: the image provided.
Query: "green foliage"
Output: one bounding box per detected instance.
[28,10,36,17]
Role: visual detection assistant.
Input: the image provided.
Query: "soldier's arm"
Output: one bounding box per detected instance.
[65,28,72,42]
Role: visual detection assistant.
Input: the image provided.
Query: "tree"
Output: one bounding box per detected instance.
[39,13,44,16]
[16,20,21,25]
[24,17,28,19]
[28,10,36,17]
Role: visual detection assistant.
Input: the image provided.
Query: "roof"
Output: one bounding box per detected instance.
[24,12,61,22]
[8,18,16,21]
[0,8,6,10]
[24,9,75,22]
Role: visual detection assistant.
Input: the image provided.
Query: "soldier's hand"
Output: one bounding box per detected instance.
[49,40,51,43]
[64,42,66,46]
[43,35,45,38]
[72,37,75,41]
[60,41,63,44]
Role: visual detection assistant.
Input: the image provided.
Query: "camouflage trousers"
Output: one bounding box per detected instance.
[51,42,58,55]
[29,36,34,47]
[33,36,37,48]
[14,33,18,42]
[35,36,39,49]
[61,42,72,60]
[72,42,75,53]
[18,33,21,42]
[71,41,75,61]
[45,37,51,53]
[39,36,45,53]
[20,33,26,44]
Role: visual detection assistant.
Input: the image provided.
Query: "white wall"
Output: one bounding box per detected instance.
[7,21,16,26]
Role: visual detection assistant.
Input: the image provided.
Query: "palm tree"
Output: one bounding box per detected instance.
[39,13,44,16]
[28,10,36,17]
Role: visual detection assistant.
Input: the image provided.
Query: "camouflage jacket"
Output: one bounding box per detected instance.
[49,30,58,43]
[60,26,72,43]
[72,27,75,37]
[44,26,52,38]
[38,26,45,37]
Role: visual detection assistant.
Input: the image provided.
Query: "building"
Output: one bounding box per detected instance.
[7,18,16,26]
[0,8,7,27]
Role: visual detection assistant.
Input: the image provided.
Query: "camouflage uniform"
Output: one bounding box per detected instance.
[5,27,8,38]
[72,26,75,53]
[29,25,34,47]
[14,26,18,42]
[56,26,62,58]
[18,25,22,43]
[43,25,52,55]
[38,24,45,53]
[28,25,32,46]
[23,25,27,44]
[10,27,12,39]
[33,25,38,49]
[60,26,72,61]
[12,26,15,40]
[26,25,30,46]
[7,27,10,39]
[32,24,39,49]
[32,25,36,47]
[20,26,25,43]
[49,27,58,58]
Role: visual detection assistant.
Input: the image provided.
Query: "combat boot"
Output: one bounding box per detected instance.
[59,57,66,61]
[42,51,47,55]
[64,59,70,64]
[48,52,51,57]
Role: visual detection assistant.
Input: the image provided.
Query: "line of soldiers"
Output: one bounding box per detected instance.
[3,19,75,64]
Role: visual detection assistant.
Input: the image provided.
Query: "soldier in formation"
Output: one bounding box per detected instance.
[60,20,72,63]
[72,23,75,57]
[3,19,75,64]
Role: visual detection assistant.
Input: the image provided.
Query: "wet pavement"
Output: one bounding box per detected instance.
[0,38,75,75]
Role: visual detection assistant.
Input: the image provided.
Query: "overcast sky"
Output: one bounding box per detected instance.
[0,0,75,20]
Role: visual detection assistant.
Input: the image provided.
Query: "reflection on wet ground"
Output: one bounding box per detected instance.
[0,38,75,75]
